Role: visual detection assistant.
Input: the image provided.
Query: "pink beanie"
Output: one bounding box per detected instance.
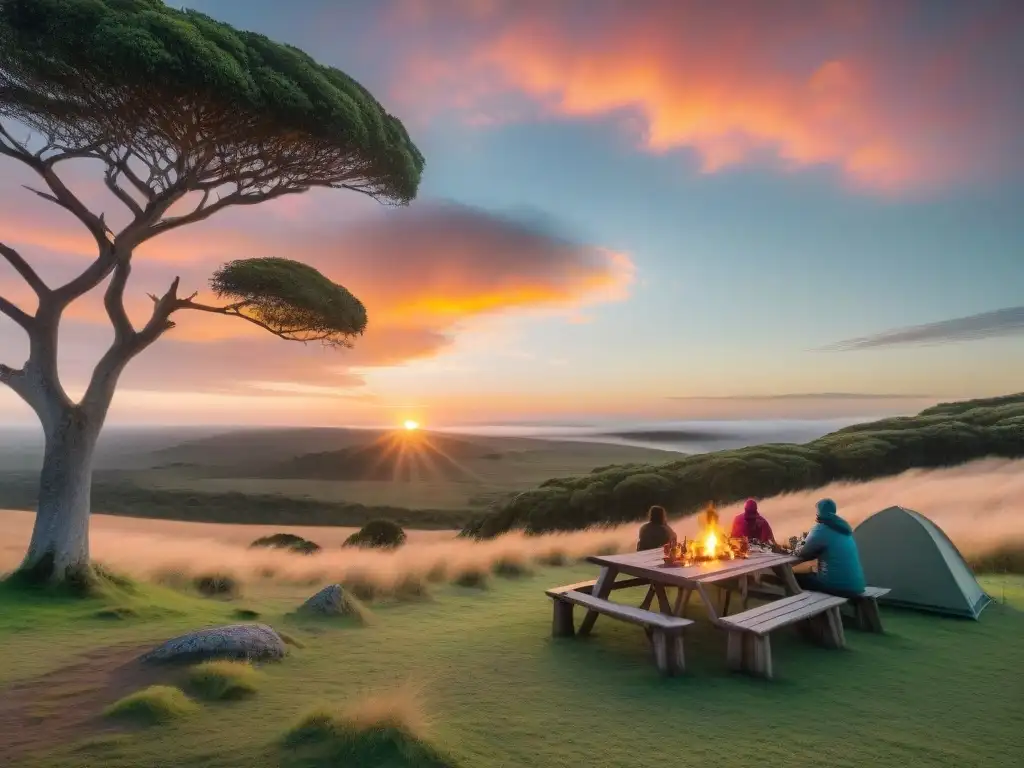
[744,498,758,516]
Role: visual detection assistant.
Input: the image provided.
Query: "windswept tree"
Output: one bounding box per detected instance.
[0,0,424,586]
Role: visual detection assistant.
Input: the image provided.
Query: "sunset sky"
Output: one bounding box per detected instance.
[1,0,1022,427]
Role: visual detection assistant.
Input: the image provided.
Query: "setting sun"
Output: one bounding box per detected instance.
[403,420,420,431]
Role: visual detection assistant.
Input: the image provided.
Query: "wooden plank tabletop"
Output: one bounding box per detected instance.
[587,548,799,588]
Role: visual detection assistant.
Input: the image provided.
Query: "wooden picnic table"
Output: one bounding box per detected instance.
[580,548,802,635]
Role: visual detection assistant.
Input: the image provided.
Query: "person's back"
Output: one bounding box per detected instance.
[795,498,865,596]
[730,498,774,542]
[637,505,676,551]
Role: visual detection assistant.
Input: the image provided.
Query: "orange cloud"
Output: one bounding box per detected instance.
[386,0,1024,192]
[1,197,633,395]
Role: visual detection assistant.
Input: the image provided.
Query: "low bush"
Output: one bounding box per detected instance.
[343,519,407,550]
[453,567,489,590]
[250,533,321,555]
[103,685,198,724]
[193,573,239,597]
[187,660,261,701]
[281,687,459,767]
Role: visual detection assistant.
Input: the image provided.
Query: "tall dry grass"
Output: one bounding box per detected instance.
[2,458,1022,590]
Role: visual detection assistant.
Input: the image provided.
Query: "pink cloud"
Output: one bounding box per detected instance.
[1,190,633,396]
[384,0,1024,193]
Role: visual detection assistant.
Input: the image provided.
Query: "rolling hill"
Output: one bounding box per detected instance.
[463,392,1024,538]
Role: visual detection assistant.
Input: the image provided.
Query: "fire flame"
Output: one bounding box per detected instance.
[703,530,718,558]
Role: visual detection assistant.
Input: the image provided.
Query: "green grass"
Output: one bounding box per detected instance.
[102,685,198,724]
[187,661,261,701]
[3,569,1022,767]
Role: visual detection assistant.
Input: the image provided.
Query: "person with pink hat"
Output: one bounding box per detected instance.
[730,498,775,544]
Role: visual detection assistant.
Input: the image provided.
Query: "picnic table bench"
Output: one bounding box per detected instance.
[718,591,848,680]
[546,584,694,676]
[844,586,891,633]
[741,579,891,633]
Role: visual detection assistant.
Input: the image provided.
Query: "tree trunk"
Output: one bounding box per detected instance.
[18,408,101,586]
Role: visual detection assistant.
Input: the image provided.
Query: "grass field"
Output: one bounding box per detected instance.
[2,459,1022,766]
[1,566,1020,768]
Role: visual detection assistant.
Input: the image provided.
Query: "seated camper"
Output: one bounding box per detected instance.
[637,505,677,551]
[793,498,866,598]
[730,498,775,543]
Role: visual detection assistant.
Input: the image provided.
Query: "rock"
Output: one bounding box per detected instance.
[299,584,350,616]
[141,623,287,664]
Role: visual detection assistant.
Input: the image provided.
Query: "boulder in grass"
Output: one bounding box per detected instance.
[299,584,351,616]
[141,623,287,664]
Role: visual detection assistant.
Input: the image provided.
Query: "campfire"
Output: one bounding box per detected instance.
[663,503,749,566]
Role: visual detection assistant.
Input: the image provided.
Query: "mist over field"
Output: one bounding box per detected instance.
[3,458,1019,589]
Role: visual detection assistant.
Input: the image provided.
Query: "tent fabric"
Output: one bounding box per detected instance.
[853,506,991,620]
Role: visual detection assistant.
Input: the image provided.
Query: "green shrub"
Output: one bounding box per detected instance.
[453,567,489,590]
[250,532,321,555]
[103,686,198,724]
[461,392,1024,538]
[187,660,261,700]
[281,691,459,767]
[343,519,407,549]
[193,573,239,597]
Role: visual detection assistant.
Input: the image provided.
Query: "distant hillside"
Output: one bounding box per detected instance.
[462,393,1024,538]
[252,432,497,482]
[146,427,384,468]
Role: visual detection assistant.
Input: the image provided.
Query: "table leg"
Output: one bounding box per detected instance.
[639,586,655,610]
[653,584,672,614]
[673,587,691,617]
[696,582,721,623]
[578,566,617,636]
[772,564,802,596]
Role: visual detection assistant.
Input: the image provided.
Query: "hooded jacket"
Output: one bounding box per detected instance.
[795,498,866,595]
[730,499,774,542]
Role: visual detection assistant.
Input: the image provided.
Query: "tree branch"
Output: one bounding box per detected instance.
[172,296,350,345]
[50,248,117,306]
[0,242,50,296]
[136,186,297,245]
[0,295,33,331]
[104,164,144,218]
[37,163,112,249]
[0,362,32,405]
[103,257,135,343]
[80,276,179,415]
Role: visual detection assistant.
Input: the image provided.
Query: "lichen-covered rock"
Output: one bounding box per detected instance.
[142,623,286,664]
[299,584,350,616]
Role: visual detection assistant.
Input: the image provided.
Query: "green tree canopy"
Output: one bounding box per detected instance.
[0,0,423,205]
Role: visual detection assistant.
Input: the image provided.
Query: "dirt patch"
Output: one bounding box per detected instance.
[0,643,177,764]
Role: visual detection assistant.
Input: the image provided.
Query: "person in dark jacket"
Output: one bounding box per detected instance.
[730,498,775,543]
[793,498,866,597]
[637,505,677,551]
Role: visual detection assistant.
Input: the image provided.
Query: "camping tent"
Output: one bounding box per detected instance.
[853,506,991,620]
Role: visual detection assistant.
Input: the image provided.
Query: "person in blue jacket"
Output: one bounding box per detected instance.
[793,498,866,597]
